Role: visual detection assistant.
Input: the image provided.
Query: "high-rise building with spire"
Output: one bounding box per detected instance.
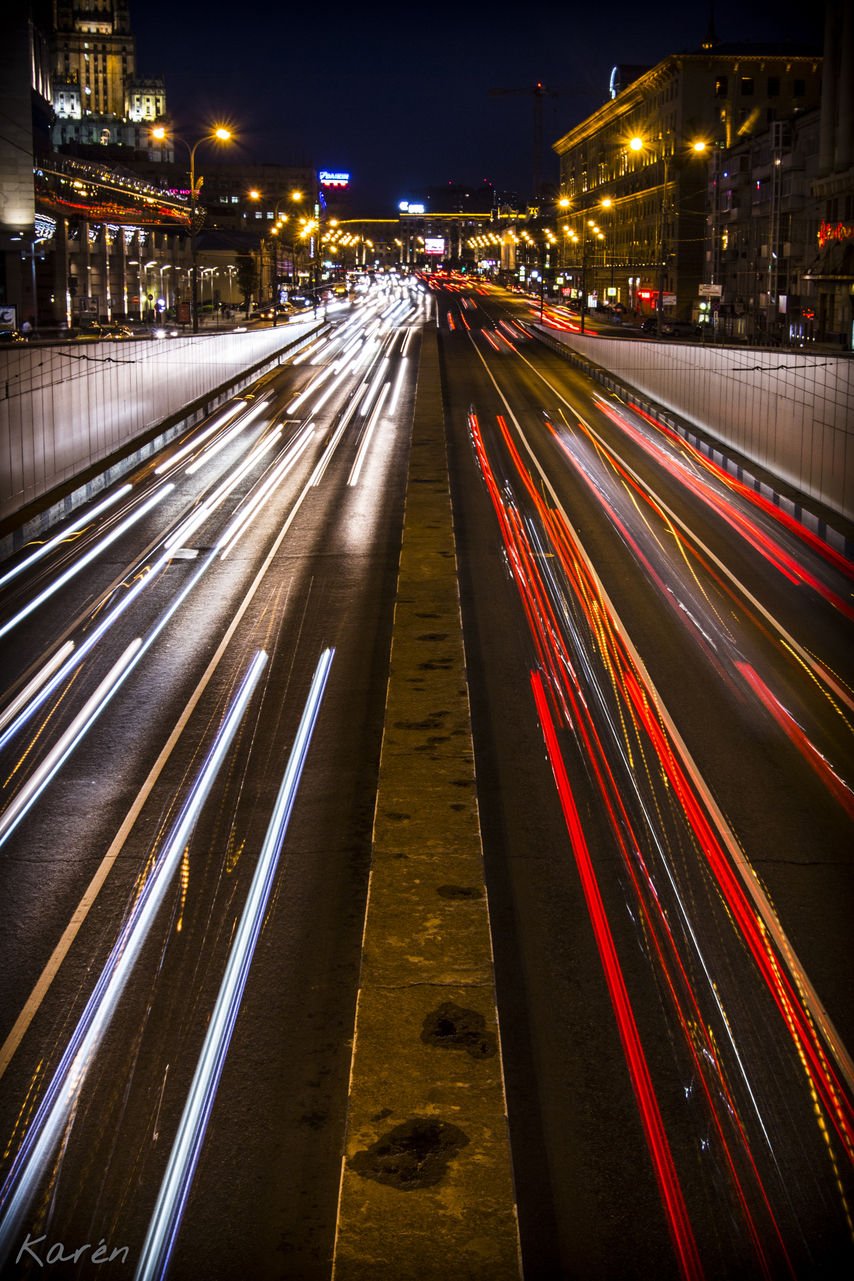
[50,0,167,151]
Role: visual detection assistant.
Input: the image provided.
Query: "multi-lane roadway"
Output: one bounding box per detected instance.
[0,274,851,1280]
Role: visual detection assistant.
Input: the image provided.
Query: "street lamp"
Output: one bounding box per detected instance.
[629,134,707,335]
[249,189,306,323]
[151,124,232,333]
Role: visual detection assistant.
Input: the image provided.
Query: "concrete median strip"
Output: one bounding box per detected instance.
[332,329,521,1280]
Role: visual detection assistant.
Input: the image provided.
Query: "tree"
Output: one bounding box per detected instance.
[236,254,258,316]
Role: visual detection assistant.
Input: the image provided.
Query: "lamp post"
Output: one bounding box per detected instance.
[628,134,707,336]
[566,222,603,333]
[249,189,306,323]
[151,124,232,333]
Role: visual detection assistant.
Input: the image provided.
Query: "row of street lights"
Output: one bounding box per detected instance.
[469,132,710,335]
[151,124,232,333]
[149,124,330,331]
[563,133,708,334]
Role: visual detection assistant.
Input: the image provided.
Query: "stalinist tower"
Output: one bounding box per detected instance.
[53,0,134,117]
[51,0,166,149]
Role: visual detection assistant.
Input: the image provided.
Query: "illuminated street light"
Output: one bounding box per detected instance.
[628,133,710,333]
[150,124,232,332]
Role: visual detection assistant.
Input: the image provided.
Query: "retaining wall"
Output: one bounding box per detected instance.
[543,331,854,523]
[0,322,320,527]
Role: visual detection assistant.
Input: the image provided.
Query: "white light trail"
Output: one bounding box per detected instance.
[0,534,221,787]
[387,356,408,415]
[0,486,132,590]
[217,424,317,559]
[0,652,267,1269]
[358,356,391,418]
[154,404,245,475]
[0,552,168,753]
[163,427,285,551]
[134,646,333,1281]
[287,365,339,413]
[0,642,74,734]
[310,387,368,489]
[292,337,329,365]
[0,485,174,641]
[0,640,142,848]
[0,421,288,753]
[183,400,270,475]
[348,384,389,487]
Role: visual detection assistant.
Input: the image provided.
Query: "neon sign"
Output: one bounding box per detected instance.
[319,171,350,188]
[818,221,854,248]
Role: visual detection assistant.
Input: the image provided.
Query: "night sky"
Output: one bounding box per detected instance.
[132,0,825,213]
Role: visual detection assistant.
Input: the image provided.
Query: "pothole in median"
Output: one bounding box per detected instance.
[421,1001,497,1059]
[348,1117,469,1189]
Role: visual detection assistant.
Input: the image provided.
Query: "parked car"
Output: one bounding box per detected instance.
[0,328,25,343]
[73,323,136,340]
[640,317,699,338]
[662,319,700,339]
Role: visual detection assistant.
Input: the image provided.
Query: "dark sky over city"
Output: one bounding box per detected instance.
[133,0,825,212]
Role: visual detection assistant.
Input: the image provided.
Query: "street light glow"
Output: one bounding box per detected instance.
[629,136,643,151]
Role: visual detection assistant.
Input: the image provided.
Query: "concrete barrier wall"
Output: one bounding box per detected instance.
[0,322,318,524]
[552,333,854,523]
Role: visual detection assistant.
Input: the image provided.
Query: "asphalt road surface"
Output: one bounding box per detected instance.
[0,273,851,1281]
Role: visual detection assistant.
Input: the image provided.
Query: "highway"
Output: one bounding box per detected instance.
[0,279,427,1279]
[0,273,852,1280]
[435,276,854,1280]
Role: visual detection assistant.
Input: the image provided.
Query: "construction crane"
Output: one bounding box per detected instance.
[489,82,559,199]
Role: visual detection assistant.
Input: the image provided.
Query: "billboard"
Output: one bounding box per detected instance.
[319,171,350,188]
[424,237,445,255]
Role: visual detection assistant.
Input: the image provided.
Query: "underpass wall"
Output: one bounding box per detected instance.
[0,322,320,529]
[544,332,854,523]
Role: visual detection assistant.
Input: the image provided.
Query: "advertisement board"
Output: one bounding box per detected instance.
[424,238,445,255]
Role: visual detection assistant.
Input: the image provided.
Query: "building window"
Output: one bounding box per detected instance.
[793,78,805,96]
[740,77,754,96]
[715,76,728,97]
[767,76,780,96]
